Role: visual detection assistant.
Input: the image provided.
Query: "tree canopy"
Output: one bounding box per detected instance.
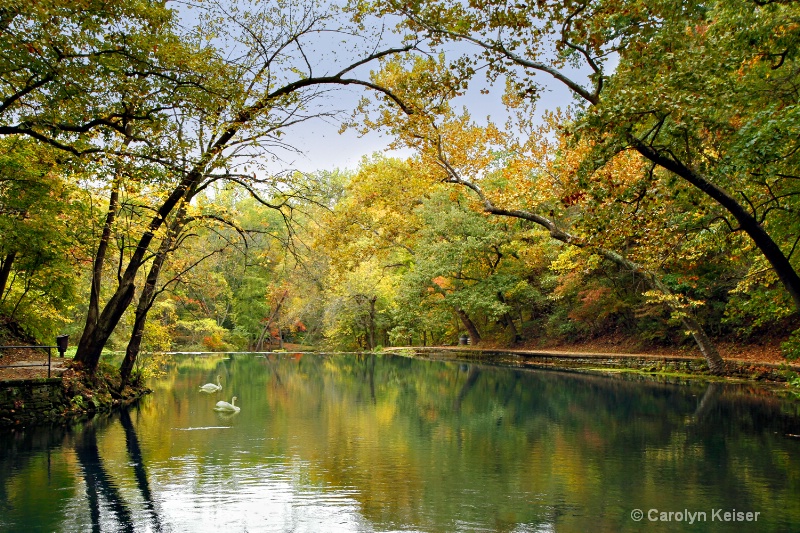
[1,0,799,377]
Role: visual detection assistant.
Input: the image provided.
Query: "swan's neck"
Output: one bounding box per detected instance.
[231,398,236,407]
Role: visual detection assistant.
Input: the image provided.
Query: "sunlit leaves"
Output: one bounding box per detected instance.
[0,138,89,339]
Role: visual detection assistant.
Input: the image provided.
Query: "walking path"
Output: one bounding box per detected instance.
[0,350,68,381]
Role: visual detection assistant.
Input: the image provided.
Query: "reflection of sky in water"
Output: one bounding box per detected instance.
[156,460,369,532]
[144,442,539,532]
[2,353,799,532]
[48,446,381,532]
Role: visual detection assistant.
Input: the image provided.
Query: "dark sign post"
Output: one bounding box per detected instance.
[56,335,69,358]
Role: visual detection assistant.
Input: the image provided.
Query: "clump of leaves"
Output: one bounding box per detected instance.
[782,329,800,361]
[70,395,85,410]
[787,372,800,400]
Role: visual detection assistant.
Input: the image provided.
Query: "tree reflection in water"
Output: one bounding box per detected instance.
[74,407,162,532]
[120,408,163,532]
[3,353,800,532]
[75,420,135,532]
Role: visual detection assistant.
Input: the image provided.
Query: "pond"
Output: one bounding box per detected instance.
[1,352,800,532]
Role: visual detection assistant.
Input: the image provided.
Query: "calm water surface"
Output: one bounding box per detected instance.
[1,353,800,532]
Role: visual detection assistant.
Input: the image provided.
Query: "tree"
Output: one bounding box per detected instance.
[0,0,202,152]
[73,0,420,372]
[313,158,420,349]
[366,0,800,318]
[320,258,396,350]
[315,156,540,348]
[0,138,88,339]
[352,70,730,371]
[429,119,727,371]
[403,190,537,345]
[1,0,229,359]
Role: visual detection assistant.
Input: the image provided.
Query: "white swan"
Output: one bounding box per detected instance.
[214,396,240,413]
[199,375,222,393]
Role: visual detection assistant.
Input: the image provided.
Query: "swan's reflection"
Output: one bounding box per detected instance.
[215,410,240,421]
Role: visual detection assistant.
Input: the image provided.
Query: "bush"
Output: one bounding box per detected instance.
[782,329,800,361]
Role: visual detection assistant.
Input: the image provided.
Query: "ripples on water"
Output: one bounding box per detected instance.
[1,352,799,532]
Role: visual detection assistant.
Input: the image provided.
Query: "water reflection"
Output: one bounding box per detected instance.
[453,364,481,412]
[75,419,135,532]
[120,409,162,532]
[692,382,721,423]
[0,353,799,532]
[74,406,165,532]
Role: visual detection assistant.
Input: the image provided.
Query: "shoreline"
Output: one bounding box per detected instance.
[3,347,798,428]
[0,361,152,429]
[384,346,800,389]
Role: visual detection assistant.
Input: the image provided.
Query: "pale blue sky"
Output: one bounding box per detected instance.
[173,1,589,175]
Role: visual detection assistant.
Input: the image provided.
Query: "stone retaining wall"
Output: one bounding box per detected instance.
[400,347,800,382]
[0,378,65,427]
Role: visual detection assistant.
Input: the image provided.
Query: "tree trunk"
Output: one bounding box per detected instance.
[0,250,16,299]
[119,199,193,388]
[256,289,289,351]
[632,140,800,314]
[497,291,521,342]
[455,307,482,344]
[75,166,201,372]
[596,250,726,374]
[118,231,173,389]
[119,304,149,389]
[642,268,726,374]
[505,313,520,341]
[277,304,284,350]
[368,296,377,350]
[681,314,726,374]
[75,281,136,371]
[78,174,121,367]
[255,323,269,351]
